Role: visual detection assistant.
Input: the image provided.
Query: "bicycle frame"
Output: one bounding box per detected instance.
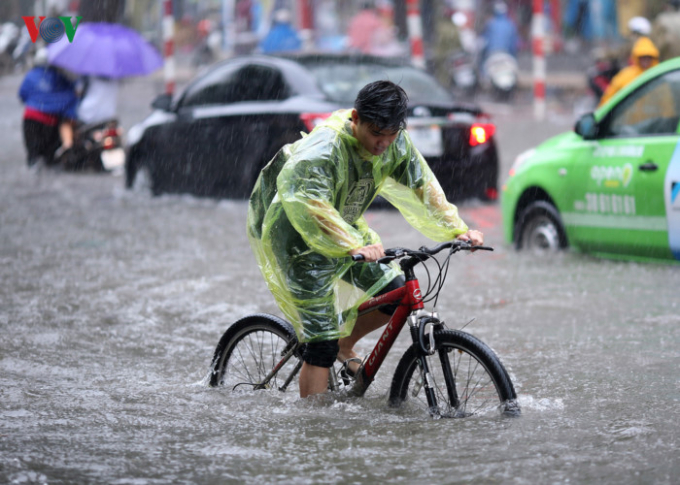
[256,262,428,396]
[349,277,423,396]
[255,278,423,394]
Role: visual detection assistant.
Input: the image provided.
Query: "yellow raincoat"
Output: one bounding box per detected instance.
[247,109,468,342]
[599,37,660,106]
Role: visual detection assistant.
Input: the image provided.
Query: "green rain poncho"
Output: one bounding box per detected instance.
[247,109,469,343]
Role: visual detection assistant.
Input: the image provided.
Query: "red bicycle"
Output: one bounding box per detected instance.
[208,240,520,418]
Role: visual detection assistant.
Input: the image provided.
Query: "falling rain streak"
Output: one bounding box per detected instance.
[1,73,678,484]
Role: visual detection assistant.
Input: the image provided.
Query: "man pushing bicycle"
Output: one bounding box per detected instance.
[247,80,483,398]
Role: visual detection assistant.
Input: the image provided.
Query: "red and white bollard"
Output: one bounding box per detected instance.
[163,0,175,95]
[532,0,546,120]
[406,0,425,69]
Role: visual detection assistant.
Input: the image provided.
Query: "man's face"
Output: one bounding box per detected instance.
[639,55,656,70]
[351,110,400,156]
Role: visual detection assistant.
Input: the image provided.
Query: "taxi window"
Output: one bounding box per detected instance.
[603,70,680,138]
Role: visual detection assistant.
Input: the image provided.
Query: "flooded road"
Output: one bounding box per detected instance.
[1,74,679,484]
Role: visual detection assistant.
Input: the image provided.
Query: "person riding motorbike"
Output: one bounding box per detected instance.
[259,9,301,54]
[617,16,652,67]
[247,80,484,398]
[18,48,78,169]
[599,36,659,107]
[479,2,519,69]
[587,47,620,103]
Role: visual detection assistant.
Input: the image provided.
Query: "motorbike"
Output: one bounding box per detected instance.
[59,119,125,173]
[449,50,478,96]
[482,51,519,101]
[12,29,35,72]
[192,19,222,68]
[586,55,619,105]
[0,22,20,75]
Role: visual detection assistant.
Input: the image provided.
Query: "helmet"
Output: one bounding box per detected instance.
[493,2,508,15]
[274,9,291,24]
[628,16,651,36]
[452,12,467,27]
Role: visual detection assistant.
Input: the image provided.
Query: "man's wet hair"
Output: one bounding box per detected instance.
[354,80,408,133]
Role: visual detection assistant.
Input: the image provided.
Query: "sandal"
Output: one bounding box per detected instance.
[338,356,363,378]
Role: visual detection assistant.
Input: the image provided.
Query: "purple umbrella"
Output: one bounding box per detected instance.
[47,22,163,78]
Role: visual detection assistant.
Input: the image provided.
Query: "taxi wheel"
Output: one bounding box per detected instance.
[516,201,568,251]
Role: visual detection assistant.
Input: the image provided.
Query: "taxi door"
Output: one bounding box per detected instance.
[572,69,680,259]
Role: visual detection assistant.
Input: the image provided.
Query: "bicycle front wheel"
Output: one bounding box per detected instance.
[209,314,302,392]
[389,330,519,418]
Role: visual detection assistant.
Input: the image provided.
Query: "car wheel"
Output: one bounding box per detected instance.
[515,201,568,251]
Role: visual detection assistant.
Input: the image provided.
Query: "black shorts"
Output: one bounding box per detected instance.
[301,274,405,367]
[23,118,61,166]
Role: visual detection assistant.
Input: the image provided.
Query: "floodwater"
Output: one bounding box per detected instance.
[2,75,679,484]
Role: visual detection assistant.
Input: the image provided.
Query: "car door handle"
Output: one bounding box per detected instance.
[638,161,658,172]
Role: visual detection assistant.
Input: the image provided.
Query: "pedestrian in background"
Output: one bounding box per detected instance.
[259,9,301,54]
[599,36,659,106]
[18,48,78,169]
[346,2,383,54]
[651,0,680,62]
[433,5,462,89]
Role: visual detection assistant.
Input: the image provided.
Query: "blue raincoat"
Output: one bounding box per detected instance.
[18,66,78,119]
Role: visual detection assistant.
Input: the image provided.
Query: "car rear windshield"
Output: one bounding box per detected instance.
[304,62,454,105]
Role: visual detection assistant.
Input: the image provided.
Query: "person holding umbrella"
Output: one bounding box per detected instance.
[47,23,163,80]
[77,75,119,125]
[18,48,78,169]
[47,22,162,124]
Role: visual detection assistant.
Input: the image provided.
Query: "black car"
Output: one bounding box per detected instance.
[125,53,499,201]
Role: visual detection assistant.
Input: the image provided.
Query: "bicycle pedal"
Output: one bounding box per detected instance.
[339,369,351,386]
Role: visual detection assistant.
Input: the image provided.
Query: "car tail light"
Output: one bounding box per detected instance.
[485,187,498,200]
[300,112,332,132]
[469,122,496,146]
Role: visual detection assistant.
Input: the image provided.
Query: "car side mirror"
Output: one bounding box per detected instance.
[151,93,172,112]
[574,113,598,140]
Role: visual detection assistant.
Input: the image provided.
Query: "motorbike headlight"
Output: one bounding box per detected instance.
[508,148,536,177]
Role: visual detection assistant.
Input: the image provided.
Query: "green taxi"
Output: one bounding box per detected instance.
[502,57,680,263]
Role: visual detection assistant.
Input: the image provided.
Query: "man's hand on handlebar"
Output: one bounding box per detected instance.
[349,243,385,262]
[456,229,484,247]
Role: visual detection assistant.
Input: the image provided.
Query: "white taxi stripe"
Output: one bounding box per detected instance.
[561,212,668,231]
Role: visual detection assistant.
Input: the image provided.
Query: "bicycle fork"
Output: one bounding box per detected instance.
[409,313,459,419]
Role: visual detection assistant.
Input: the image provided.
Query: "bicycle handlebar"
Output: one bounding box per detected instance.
[350,239,493,263]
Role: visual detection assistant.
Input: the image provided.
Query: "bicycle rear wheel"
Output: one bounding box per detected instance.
[209,314,302,392]
[389,330,519,418]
